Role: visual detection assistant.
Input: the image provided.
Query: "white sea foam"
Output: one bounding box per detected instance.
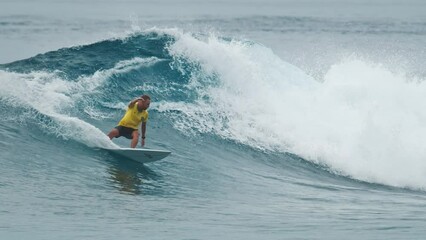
[158,31,426,189]
[0,57,160,149]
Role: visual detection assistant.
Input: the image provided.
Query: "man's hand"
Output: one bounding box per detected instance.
[141,138,145,147]
[128,97,143,108]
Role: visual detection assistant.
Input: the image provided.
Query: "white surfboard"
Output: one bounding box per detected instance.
[105,148,171,164]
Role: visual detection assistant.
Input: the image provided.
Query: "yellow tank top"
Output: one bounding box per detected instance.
[118,102,148,129]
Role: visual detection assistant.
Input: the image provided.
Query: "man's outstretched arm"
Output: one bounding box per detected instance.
[141,122,147,147]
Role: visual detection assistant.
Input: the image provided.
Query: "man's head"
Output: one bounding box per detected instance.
[137,95,151,111]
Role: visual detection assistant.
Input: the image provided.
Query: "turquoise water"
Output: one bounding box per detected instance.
[1,1,426,239]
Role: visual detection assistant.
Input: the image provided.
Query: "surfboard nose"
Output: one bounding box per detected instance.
[103,148,171,164]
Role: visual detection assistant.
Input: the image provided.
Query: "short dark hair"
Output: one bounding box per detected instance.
[140,94,151,101]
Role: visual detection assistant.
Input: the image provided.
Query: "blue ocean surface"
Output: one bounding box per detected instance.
[1,0,426,239]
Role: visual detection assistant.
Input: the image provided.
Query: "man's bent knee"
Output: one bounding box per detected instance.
[132,131,139,139]
[108,129,119,139]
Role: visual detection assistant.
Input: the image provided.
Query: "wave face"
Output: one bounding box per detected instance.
[1,28,426,191]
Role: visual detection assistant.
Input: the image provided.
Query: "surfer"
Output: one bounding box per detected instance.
[107,95,151,148]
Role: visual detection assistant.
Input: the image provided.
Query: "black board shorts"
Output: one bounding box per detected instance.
[114,126,137,139]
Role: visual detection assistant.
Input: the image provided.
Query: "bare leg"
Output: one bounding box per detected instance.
[107,128,119,140]
[130,131,139,148]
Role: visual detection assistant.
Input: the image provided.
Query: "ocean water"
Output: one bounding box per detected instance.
[1,0,426,239]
